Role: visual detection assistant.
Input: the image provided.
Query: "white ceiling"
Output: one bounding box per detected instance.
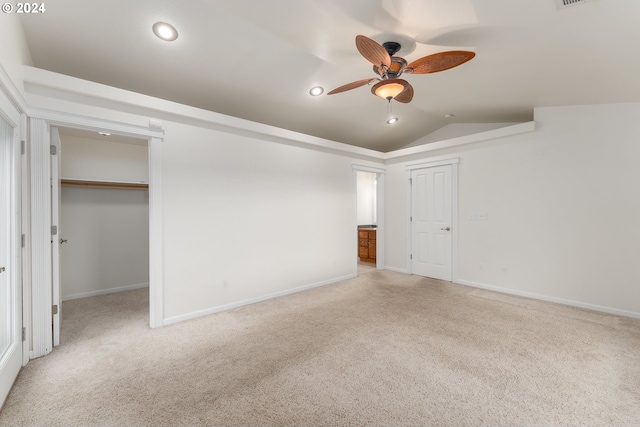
[19,0,640,152]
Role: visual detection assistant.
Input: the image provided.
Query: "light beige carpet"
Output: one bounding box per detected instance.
[1,269,639,426]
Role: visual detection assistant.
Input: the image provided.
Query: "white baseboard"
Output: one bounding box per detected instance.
[383,265,409,274]
[62,282,149,301]
[163,273,357,326]
[455,279,640,320]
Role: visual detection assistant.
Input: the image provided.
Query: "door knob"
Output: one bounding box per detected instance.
[441,227,451,231]
[60,238,68,244]
[0,267,5,273]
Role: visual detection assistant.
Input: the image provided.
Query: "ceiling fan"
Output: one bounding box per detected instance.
[328,35,475,104]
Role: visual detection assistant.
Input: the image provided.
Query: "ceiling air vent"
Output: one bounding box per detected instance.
[555,0,595,8]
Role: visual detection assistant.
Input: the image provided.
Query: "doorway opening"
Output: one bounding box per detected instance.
[357,171,377,268]
[54,127,150,340]
[353,165,385,275]
[28,116,163,359]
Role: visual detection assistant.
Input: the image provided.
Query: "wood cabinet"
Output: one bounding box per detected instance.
[358,228,376,264]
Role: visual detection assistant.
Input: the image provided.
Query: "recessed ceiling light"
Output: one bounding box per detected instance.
[386,117,399,125]
[152,22,178,41]
[444,113,454,118]
[98,132,111,137]
[309,86,324,96]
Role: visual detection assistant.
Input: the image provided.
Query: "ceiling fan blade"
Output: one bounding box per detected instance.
[356,35,391,69]
[406,51,475,74]
[395,82,414,103]
[327,78,377,95]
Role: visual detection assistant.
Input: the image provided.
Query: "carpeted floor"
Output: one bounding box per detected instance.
[1,268,639,426]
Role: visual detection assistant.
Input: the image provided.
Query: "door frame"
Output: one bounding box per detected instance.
[405,158,459,281]
[352,164,385,271]
[27,111,164,359]
[0,85,23,406]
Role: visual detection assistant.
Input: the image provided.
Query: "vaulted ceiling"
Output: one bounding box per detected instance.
[19,0,640,152]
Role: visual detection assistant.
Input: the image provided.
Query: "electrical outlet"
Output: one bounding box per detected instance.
[479,263,485,271]
[469,212,479,220]
[478,212,488,220]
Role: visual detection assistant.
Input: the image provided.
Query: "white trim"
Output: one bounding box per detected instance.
[405,157,460,171]
[62,283,149,301]
[22,68,538,165]
[0,89,24,406]
[50,127,60,347]
[148,137,163,328]
[451,162,459,283]
[352,164,386,174]
[385,122,536,160]
[375,173,385,270]
[456,279,640,320]
[0,64,28,114]
[20,113,30,366]
[27,107,163,140]
[23,66,383,162]
[353,164,386,271]
[405,170,412,274]
[352,170,359,275]
[0,88,21,127]
[29,118,52,358]
[383,265,409,274]
[163,274,356,326]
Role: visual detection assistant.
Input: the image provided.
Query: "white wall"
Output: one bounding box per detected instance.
[60,135,149,300]
[61,134,148,183]
[0,13,32,94]
[356,171,376,225]
[385,103,640,316]
[61,187,149,299]
[161,121,356,320]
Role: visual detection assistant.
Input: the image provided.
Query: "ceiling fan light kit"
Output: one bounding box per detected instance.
[373,80,406,100]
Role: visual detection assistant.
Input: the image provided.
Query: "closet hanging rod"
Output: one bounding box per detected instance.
[60,179,148,190]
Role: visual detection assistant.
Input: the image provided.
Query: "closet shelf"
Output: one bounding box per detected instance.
[61,178,148,190]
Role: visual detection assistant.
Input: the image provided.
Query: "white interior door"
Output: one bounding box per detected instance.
[0,105,22,407]
[411,165,452,281]
[51,128,61,347]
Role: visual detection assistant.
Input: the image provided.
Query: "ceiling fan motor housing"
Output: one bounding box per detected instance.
[373,42,406,78]
[374,56,407,79]
[382,41,401,56]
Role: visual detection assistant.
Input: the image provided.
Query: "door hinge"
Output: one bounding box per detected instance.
[410,216,413,222]
[409,178,412,184]
[50,145,57,155]
[21,234,25,248]
[51,225,58,236]
[21,140,25,155]
[22,327,26,342]
[410,254,413,260]
[52,305,58,315]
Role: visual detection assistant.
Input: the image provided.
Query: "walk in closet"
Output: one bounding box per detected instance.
[58,128,149,301]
